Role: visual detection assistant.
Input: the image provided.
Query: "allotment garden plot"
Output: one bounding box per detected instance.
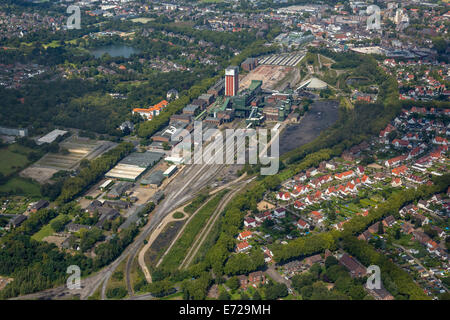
[22,136,116,183]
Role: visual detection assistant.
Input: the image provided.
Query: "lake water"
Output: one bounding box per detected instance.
[89,45,140,58]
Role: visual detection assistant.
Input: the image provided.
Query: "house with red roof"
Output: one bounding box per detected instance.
[310,211,324,223]
[379,124,395,138]
[238,230,253,241]
[236,241,252,253]
[432,136,448,145]
[391,165,408,177]
[304,195,315,205]
[384,155,407,167]
[391,177,402,187]
[361,175,372,185]
[356,166,364,176]
[294,201,306,210]
[296,219,310,229]
[335,170,354,180]
[276,192,291,201]
[392,139,410,148]
[325,186,337,196]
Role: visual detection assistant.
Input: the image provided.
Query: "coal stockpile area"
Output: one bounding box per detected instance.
[279,100,339,155]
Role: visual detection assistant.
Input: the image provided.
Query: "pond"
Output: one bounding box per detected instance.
[89,45,141,59]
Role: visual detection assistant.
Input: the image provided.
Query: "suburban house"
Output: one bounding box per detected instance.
[244,217,257,228]
[273,207,286,219]
[391,177,402,187]
[296,218,310,230]
[29,199,49,213]
[276,192,291,201]
[358,230,373,241]
[382,215,396,228]
[294,201,306,210]
[238,230,253,241]
[248,271,266,288]
[339,253,366,278]
[310,211,324,224]
[236,241,252,253]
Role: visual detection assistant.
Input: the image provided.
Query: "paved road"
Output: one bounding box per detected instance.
[265,265,295,295]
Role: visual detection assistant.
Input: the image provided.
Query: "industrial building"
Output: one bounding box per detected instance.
[225,66,239,97]
[241,57,259,71]
[163,165,177,177]
[105,151,164,182]
[297,77,328,91]
[141,170,165,188]
[37,129,68,145]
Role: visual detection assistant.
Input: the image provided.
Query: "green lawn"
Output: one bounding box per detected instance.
[0,148,30,175]
[32,213,75,241]
[0,177,41,197]
[31,222,55,241]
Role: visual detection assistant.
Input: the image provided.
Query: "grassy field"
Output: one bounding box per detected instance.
[31,213,72,241]
[159,190,228,271]
[0,177,41,197]
[106,259,128,300]
[131,18,154,24]
[0,147,30,175]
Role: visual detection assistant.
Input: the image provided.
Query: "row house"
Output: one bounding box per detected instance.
[432,136,448,145]
[334,170,354,180]
[384,154,408,167]
[392,138,410,148]
[391,165,408,177]
[405,174,424,184]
